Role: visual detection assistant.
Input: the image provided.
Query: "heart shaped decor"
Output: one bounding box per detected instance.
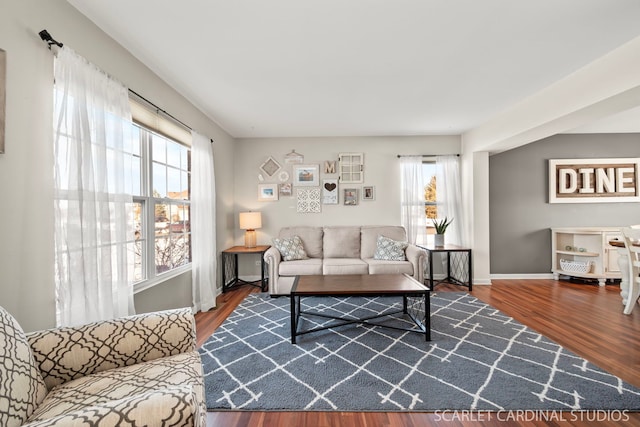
[324,183,337,192]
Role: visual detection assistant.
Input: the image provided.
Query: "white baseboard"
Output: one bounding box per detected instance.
[427,271,493,285]
[489,273,555,280]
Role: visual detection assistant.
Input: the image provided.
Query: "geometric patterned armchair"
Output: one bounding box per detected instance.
[0,306,206,427]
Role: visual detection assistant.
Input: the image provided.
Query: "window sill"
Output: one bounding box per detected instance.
[133,264,192,294]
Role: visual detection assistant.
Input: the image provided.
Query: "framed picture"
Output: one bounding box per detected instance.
[279,182,292,196]
[258,183,279,201]
[292,164,319,186]
[362,186,374,200]
[259,156,281,177]
[296,188,321,213]
[548,158,640,204]
[344,188,358,205]
[322,179,338,204]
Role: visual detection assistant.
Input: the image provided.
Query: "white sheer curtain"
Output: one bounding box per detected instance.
[191,131,217,312]
[436,155,464,246]
[53,47,135,327]
[400,156,427,244]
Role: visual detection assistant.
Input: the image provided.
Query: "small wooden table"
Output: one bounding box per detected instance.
[421,244,472,291]
[290,274,430,344]
[221,245,270,292]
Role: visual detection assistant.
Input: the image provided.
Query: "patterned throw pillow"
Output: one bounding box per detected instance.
[373,235,408,261]
[273,235,308,261]
[0,306,48,427]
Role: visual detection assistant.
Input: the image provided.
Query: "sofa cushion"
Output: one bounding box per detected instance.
[0,306,48,427]
[279,258,323,276]
[279,227,324,258]
[361,226,408,259]
[373,235,409,261]
[26,352,204,424]
[365,259,414,275]
[273,236,308,261]
[323,226,361,258]
[323,258,369,275]
[26,386,202,426]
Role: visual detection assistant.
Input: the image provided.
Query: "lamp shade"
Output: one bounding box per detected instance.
[239,212,262,230]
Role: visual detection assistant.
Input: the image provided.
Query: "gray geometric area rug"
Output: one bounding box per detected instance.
[199,292,640,411]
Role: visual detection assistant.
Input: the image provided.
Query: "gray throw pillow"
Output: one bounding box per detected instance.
[273,235,308,261]
[373,235,408,261]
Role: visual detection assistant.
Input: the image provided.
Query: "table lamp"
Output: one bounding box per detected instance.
[239,211,262,248]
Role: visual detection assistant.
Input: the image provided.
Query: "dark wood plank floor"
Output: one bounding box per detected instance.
[195,279,640,426]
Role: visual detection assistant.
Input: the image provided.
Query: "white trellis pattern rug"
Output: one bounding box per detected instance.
[199,292,640,411]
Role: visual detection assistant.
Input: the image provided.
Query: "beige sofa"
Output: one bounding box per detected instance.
[1,306,206,427]
[264,225,427,295]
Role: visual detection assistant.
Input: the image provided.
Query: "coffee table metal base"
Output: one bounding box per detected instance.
[290,294,430,344]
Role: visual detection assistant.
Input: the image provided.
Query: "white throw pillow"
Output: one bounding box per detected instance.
[273,235,308,261]
[373,235,408,261]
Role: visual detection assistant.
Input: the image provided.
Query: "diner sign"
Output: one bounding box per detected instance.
[549,158,640,203]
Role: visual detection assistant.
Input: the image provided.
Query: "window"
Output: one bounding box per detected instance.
[422,161,437,243]
[401,155,460,247]
[423,161,437,219]
[128,124,191,288]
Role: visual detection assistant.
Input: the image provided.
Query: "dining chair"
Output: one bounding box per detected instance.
[621,226,640,315]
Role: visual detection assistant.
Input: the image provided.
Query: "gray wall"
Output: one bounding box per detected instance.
[489,133,640,274]
[1,0,236,331]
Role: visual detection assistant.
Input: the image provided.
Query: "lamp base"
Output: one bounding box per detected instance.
[244,229,257,248]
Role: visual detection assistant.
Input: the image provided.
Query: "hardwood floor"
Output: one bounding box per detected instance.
[196,279,640,426]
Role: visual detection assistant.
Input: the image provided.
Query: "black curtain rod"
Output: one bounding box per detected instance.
[37,29,213,143]
[129,90,216,144]
[129,90,217,144]
[397,154,460,158]
[128,89,192,131]
[39,29,63,49]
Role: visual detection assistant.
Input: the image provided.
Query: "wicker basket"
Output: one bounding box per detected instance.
[560,259,593,274]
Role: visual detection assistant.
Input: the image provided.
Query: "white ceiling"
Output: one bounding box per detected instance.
[66,0,640,138]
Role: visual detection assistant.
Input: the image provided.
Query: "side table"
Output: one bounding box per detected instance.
[420,244,472,291]
[221,245,270,292]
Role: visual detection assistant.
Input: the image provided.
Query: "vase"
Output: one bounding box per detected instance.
[434,233,445,247]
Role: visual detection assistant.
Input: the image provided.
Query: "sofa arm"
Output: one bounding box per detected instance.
[27,308,196,390]
[264,246,281,293]
[405,244,427,284]
[24,386,205,427]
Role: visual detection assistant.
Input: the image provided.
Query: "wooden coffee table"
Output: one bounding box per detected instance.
[290,274,430,344]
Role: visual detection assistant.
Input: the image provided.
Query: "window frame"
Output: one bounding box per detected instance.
[129,110,192,294]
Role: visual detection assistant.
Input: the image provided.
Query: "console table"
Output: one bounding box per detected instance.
[221,245,270,292]
[550,227,622,286]
[421,244,472,291]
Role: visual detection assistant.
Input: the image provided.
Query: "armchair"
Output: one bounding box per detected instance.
[0,306,206,427]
